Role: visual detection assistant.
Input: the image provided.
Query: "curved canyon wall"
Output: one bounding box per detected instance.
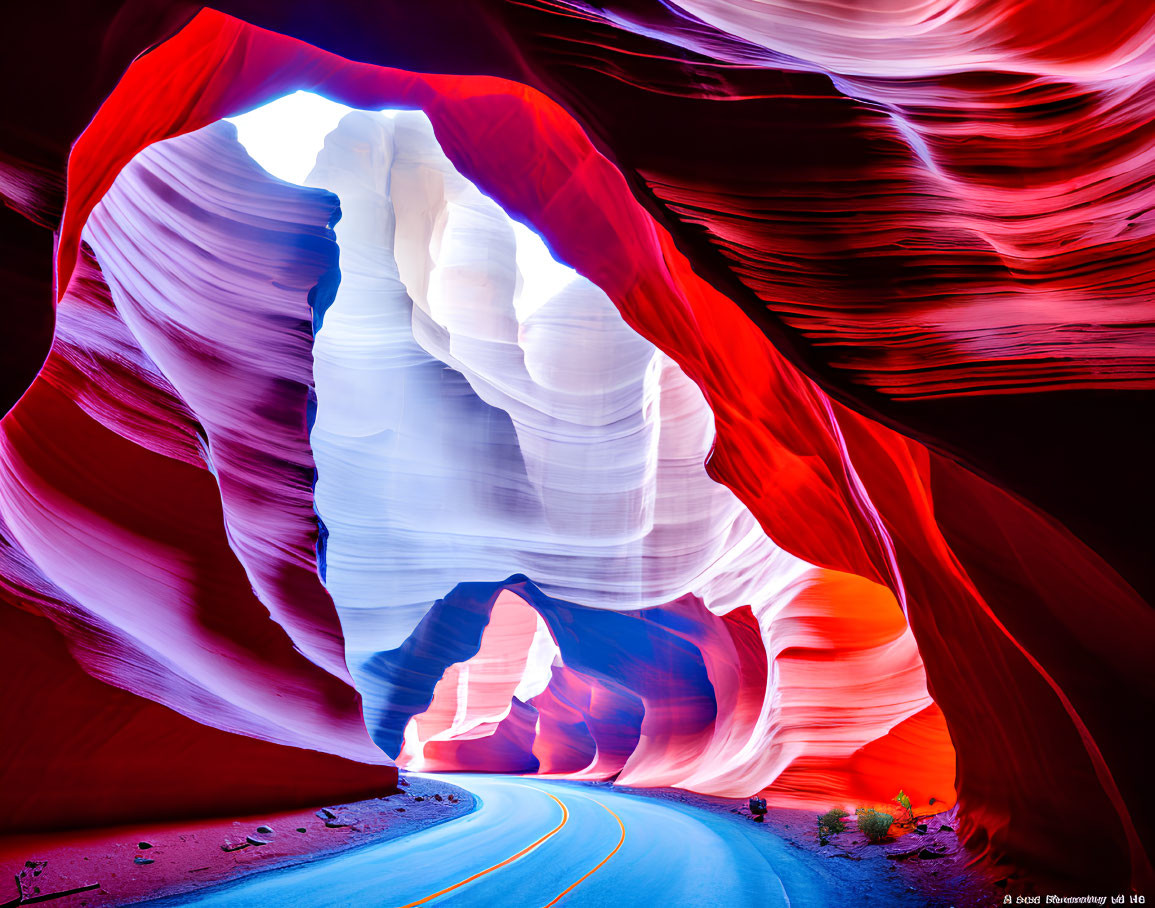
[0,3,1150,892]
[0,119,397,831]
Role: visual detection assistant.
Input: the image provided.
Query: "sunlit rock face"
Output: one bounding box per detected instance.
[300,107,950,801]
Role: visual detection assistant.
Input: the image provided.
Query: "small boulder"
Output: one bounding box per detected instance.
[133,856,155,865]
[316,807,337,820]
[296,828,307,834]
[917,848,945,860]
[255,826,274,836]
[221,841,250,853]
[137,842,153,850]
[245,835,269,846]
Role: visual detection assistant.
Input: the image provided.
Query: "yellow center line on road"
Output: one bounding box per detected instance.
[394,790,570,908]
[541,799,626,907]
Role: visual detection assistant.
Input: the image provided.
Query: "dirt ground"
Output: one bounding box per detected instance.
[0,775,475,906]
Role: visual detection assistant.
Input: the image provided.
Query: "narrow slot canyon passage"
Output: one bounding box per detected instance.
[0,6,1151,905]
[224,93,953,802]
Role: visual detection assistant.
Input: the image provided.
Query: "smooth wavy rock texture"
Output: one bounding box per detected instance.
[0,122,395,831]
[0,1,1151,894]
[636,0,1155,409]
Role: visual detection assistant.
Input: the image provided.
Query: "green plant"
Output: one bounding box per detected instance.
[893,789,915,825]
[855,807,895,843]
[816,807,849,845]
[818,808,848,834]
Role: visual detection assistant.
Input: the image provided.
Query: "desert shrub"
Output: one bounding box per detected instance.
[817,807,849,845]
[856,807,895,843]
[817,808,849,834]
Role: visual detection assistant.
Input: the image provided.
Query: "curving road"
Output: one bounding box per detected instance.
[156,774,918,907]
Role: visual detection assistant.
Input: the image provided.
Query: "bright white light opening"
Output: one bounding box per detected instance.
[227,91,574,314]
[227,91,356,186]
[511,222,574,320]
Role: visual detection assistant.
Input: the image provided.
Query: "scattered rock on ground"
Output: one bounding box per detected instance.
[0,775,476,908]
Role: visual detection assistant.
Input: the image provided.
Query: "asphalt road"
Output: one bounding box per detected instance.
[159,774,909,907]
